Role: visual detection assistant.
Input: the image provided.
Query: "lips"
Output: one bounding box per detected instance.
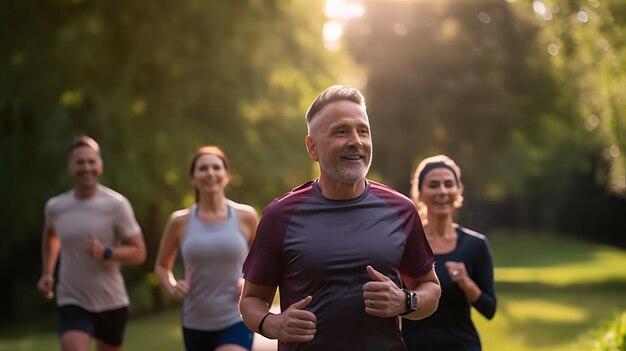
[433,197,452,205]
[77,172,97,180]
[199,177,224,187]
[341,149,365,160]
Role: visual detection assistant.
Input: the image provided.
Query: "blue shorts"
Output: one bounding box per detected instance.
[58,304,128,347]
[183,321,254,351]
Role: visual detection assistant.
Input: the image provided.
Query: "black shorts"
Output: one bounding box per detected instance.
[58,304,128,347]
[183,321,254,351]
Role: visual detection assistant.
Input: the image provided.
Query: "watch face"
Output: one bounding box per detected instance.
[410,292,417,309]
[403,289,417,312]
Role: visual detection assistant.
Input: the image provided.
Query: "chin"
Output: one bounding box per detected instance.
[339,174,366,184]
[429,209,454,217]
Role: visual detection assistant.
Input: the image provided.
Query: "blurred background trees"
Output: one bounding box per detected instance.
[0,0,348,322]
[1,0,625,325]
[342,0,626,243]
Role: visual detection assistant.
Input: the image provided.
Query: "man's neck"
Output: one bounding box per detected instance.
[316,177,366,200]
[74,184,99,199]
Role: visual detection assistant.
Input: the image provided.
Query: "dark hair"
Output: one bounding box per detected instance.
[305,85,366,126]
[190,145,230,203]
[417,162,459,191]
[189,145,230,176]
[68,135,100,157]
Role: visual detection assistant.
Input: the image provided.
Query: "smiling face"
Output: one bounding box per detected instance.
[418,167,461,219]
[306,99,372,185]
[191,153,229,194]
[67,146,103,192]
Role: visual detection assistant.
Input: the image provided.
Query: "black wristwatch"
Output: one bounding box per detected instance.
[399,289,417,316]
[103,247,113,260]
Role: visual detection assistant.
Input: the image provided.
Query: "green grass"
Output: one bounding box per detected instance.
[0,309,185,351]
[477,230,626,351]
[578,311,626,350]
[1,230,625,351]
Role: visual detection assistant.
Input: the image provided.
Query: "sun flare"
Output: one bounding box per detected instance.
[324,0,365,50]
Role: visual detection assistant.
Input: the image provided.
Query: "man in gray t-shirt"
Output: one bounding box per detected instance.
[240,86,442,351]
[37,136,146,351]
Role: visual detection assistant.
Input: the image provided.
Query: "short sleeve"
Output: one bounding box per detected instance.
[114,197,142,239]
[399,208,434,277]
[242,205,285,286]
[44,199,55,230]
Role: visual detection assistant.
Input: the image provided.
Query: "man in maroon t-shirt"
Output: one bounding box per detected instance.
[240,85,441,351]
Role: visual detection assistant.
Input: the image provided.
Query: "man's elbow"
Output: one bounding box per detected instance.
[128,241,147,265]
[426,283,442,317]
[134,246,147,265]
[418,281,441,319]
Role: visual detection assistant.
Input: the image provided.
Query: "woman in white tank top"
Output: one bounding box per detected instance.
[154,145,259,351]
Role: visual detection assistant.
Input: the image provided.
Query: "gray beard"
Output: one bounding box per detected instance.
[319,155,372,183]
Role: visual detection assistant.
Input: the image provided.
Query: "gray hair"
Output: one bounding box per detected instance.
[305,85,366,130]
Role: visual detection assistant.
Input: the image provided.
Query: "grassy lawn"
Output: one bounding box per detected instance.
[477,230,626,351]
[0,308,186,351]
[1,230,625,351]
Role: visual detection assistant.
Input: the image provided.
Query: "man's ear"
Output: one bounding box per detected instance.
[305,135,319,161]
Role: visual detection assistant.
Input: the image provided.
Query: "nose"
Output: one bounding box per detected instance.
[346,129,364,147]
[77,162,91,172]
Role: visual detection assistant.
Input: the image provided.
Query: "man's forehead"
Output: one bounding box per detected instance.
[310,100,369,129]
[69,146,100,159]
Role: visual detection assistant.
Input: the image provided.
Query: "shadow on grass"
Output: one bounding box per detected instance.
[0,308,184,351]
[489,233,603,268]
[494,279,626,349]
[497,279,626,296]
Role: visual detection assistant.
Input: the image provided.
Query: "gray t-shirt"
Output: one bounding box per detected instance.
[243,180,434,351]
[181,203,248,330]
[45,185,142,312]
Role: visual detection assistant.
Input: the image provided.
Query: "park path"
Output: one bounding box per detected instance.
[252,332,277,351]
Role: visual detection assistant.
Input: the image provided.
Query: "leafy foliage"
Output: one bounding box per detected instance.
[342,0,626,241]
[3,0,626,328]
[344,0,563,198]
[578,311,626,351]
[0,0,343,321]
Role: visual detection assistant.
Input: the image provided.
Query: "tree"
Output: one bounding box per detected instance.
[0,0,345,321]
[344,0,562,202]
[342,0,626,244]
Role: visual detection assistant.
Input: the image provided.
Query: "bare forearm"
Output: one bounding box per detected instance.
[110,234,146,265]
[403,281,441,320]
[110,245,145,264]
[41,234,60,276]
[154,265,177,292]
[38,231,60,299]
[240,296,273,334]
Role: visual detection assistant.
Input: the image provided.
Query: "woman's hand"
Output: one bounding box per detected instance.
[169,279,190,298]
[445,261,468,283]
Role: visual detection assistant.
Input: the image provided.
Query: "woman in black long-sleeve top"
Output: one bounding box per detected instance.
[402,155,496,351]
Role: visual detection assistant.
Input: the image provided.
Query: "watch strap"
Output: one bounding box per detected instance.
[103,247,113,260]
[399,288,417,316]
